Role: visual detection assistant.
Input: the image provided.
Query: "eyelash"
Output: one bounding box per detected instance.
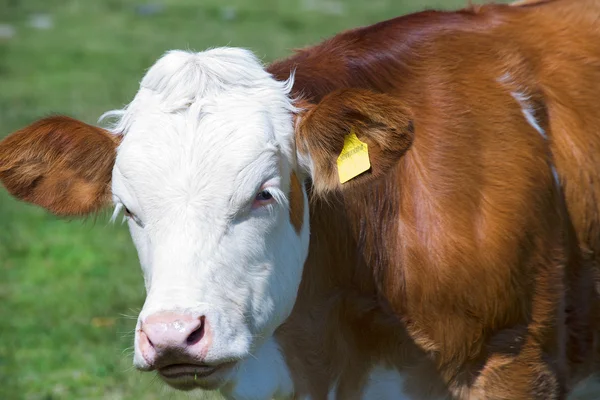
[122,206,144,227]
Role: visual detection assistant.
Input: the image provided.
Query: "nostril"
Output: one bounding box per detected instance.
[146,333,154,349]
[138,329,157,366]
[186,316,205,346]
[139,329,154,348]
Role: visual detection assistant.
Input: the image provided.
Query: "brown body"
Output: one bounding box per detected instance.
[268,0,600,398]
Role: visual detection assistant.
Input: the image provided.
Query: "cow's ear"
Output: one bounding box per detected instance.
[0,116,120,216]
[296,89,414,196]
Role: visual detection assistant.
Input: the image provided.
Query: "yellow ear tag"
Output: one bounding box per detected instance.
[337,129,371,184]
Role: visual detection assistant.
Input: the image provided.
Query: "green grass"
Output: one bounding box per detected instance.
[0,0,598,398]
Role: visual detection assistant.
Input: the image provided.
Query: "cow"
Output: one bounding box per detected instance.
[1,0,600,398]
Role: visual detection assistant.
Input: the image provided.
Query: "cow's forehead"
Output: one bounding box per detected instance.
[118,92,279,173]
[113,100,284,218]
[107,48,297,212]
[106,47,296,150]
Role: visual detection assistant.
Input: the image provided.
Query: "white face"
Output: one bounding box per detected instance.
[107,48,310,390]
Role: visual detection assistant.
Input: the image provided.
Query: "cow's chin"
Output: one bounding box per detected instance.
[156,361,237,391]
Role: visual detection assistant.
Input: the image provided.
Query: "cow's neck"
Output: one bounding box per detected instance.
[245,34,450,397]
[217,185,429,400]
[271,187,444,398]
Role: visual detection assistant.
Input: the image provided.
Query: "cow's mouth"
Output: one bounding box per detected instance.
[158,362,235,390]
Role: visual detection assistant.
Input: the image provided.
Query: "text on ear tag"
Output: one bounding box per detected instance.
[337,129,371,184]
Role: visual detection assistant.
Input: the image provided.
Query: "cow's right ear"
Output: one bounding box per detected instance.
[0,116,120,216]
[296,88,414,196]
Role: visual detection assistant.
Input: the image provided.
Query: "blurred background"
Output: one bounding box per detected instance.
[0,0,598,399]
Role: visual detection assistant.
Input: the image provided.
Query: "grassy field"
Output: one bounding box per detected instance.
[0,0,599,399]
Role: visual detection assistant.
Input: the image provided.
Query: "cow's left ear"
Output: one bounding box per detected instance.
[0,116,120,216]
[296,88,414,196]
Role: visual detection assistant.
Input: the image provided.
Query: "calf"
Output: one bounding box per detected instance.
[1,0,600,398]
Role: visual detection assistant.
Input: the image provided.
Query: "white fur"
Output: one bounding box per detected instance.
[496,72,547,140]
[510,90,547,140]
[104,48,311,394]
[323,366,443,400]
[222,337,294,400]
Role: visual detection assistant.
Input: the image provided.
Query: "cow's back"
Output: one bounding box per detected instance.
[270,0,600,287]
[524,0,600,376]
[521,0,600,257]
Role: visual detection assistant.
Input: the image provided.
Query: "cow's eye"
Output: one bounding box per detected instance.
[123,207,133,218]
[252,189,275,209]
[256,190,273,201]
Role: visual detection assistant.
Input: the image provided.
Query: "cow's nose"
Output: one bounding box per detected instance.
[138,312,207,366]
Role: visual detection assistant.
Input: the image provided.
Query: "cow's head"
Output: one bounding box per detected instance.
[0,48,413,392]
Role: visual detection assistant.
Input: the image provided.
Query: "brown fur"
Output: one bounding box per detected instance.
[296,89,414,196]
[269,0,600,398]
[0,116,119,216]
[289,171,304,233]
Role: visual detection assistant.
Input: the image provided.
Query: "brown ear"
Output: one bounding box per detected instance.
[0,116,120,216]
[296,89,414,196]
